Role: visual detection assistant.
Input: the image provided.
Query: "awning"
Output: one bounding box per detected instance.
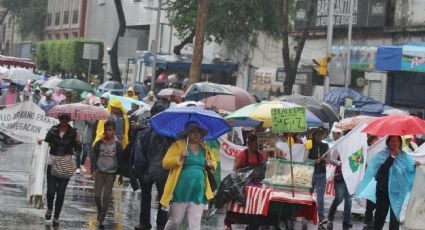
[376,42,425,72]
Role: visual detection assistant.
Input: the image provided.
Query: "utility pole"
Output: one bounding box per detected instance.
[324,0,335,93]
[188,0,209,87]
[345,0,355,88]
[151,0,162,91]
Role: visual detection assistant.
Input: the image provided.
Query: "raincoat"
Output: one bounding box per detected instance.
[160,139,217,207]
[93,99,129,148]
[125,87,138,100]
[355,147,415,221]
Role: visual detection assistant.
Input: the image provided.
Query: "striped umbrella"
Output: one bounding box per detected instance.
[335,115,377,131]
[5,68,37,85]
[47,103,109,120]
[225,101,323,127]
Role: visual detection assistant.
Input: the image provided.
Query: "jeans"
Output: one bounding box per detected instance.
[327,179,352,226]
[164,202,204,230]
[374,191,399,230]
[46,165,70,219]
[94,172,116,222]
[138,178,168,229]
[75,143,89,168]
[311,173,326,221]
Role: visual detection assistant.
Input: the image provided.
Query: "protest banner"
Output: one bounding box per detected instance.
[271,107,307,133]
[409,143,425,164]
[219,136,245,179]
[27,142,49,208]
[0,101,58,143]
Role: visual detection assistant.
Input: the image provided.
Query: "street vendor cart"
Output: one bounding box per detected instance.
[226,158,318,230]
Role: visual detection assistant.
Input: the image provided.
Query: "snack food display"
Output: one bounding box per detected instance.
[263,158,314,189]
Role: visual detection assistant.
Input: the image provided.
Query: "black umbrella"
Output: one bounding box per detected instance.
[277,95,340,122]
[184,82,234,101]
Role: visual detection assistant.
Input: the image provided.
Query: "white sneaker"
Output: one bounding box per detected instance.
[75,168,81,174]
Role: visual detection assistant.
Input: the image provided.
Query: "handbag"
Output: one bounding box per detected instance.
[205,149,217,191]
[51,155,76,179]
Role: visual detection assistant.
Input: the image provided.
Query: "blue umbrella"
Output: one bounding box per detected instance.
[150,107,230,140]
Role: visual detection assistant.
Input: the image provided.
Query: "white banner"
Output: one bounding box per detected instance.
[410,143,425,165]
[0,101,58,143]
[27,142,49,206]
[404,165,425,229]
[219,137,245,180]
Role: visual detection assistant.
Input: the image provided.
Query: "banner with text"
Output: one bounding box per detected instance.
[0,101,58,143]
[271,107,307,133]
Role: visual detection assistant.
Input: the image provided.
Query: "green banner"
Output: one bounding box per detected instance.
[271,107,307,133]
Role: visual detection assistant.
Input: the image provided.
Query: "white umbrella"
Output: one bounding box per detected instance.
[41,77,63,89]
[6,68,37,85]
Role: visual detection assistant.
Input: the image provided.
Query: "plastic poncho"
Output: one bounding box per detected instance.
[93,99,129,148]
[355,147,416,221]
[125,87,138,100]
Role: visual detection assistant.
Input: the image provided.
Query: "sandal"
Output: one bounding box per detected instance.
[45,209,52,220]
[52,218,59,227]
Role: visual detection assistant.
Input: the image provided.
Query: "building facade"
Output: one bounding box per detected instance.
[44,0,87,40]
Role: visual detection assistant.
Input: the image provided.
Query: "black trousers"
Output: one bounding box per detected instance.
[138,177,168,230]
[364,199,376,225]
[46,165,70,219]
[374,191,399,230]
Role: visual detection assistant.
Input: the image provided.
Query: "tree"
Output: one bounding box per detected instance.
[0,0,47,39]
[281,0,316,95]
[188,0,208,86]
[165,0,284,58]
[109,0,126,83]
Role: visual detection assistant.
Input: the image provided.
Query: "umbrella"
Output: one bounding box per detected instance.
[5,68,38,85]
[58,79,93,92]
[125,82,145,93]
[362,115,425,136]
[278,95,340,122]
[225,101,323,128]
[150,107,230,140]
[157,88,185,97]
[382,108,409,115]
[41,77,63,89]
[98,80,124,93]
[334,115,377,131]
[107,93,152,111]
[183,82,234,101]
[176,101,206,108]
[0,66,8,74]
[47,103,109,120]
[201,85,256,112]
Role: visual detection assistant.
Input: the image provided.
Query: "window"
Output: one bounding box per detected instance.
[55,12,61,25]
[63,11,69,24]
[55,33,60,39]
[63,32,68,39]
[2,25,5,41]
[72,10,79,24]
[8,17,12,28]
[72,32,78,38]
[47,34,52,40]
[46,13,52,26]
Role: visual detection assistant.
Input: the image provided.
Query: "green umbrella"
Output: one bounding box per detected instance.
[58,79,94,92]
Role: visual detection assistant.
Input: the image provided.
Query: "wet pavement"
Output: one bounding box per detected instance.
[0,143,385,229]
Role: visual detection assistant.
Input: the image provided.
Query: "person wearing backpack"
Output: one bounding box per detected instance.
[91,120,124,228]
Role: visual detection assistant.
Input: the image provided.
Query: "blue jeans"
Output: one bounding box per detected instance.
[311,173,326,221]
[327,178,352,226]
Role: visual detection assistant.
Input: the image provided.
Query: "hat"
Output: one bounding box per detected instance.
[148,90,155,97]
[331,123,343,134]
[100,92,109,99]
[150,101,167,115]
[178,121,208,139]
[45,91,52,96]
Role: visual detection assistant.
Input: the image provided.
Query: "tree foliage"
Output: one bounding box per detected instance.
[165,0,295,52]
[36,39,104,76]
[0,0,47,39]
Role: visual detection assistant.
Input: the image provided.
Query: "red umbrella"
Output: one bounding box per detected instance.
[202,85,256,112]
[362,115,425,136]
[47,103,109,120]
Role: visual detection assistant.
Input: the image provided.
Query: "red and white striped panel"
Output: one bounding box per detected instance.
[269,189,315,205]
[228,186,272,216]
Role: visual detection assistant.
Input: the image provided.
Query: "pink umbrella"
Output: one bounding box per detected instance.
[202,85,256,112]
[52,88,66,103]
[157,88,185,97]
[47,103,109,120]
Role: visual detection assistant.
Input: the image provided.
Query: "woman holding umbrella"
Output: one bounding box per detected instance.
[160,121,217,230]
[356,136,415,230]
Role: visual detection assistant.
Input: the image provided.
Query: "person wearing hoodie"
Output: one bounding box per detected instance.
[94,99,129,149]
[143,91,157,106]
[125,87,138,100]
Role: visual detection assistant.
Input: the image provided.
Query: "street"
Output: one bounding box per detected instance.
[0,143,383,230]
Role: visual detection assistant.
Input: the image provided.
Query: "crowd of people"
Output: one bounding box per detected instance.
[0,77,420,230]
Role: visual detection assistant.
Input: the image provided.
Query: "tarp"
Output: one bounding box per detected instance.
[376,42,425,72]
[323,87,393,115]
